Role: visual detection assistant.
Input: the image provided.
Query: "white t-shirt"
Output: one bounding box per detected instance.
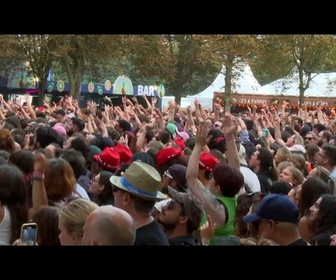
[73,183,90,200]
[239,166,261,193]
[0,205,11,245]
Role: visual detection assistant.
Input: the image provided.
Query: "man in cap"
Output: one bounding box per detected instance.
[243,193,309,245]
[157,186,203,246]
[110,161,170,245]
[161,164,188,194]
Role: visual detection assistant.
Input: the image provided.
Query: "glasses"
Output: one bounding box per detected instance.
[166,200,186,216]
[318,152,327,158]
[90,177,99,184]
[163,170,174,180]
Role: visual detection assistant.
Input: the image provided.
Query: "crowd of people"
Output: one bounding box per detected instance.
[1,92,336,246]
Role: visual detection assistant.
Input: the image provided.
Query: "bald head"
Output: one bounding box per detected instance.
[82,205,136,245]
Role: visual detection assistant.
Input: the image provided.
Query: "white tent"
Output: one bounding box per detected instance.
[261,72,336,97]
[188,63,264,99]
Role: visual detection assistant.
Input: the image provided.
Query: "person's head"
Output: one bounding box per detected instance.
[63,134,90,159]
[317,130,332,147]
[278,166,305,187]
[31,206,61,246]
[110,161,168,213]
[304,131,317,145]
[249,148,278,181]
[206,128,226,154]
[158,186,203,236]
[59,198,99,245]
[60,148,87,180]
[243,194,300,244]
[89,171,115,206]
[274,148,291,166]
[69,117,86,135]
[93,147,121,173]
[316,143,336,169]
[210,162,244,197]
[309,194,336,244]
[161,164,188,194]
[198,151,219,182]
[34,125,62,150]
[313,123,326,135]
[234,192,262,238]
[82,205,136,245]
[115,119,132,134]
[288,153,306,172]
[0,164,28,244]
[269,181,292,195]
[44,158,76,202]
[0,128,15,154]
[299,177,330,217]
[286,134,304,148]
[131,152,155,167]
[305,143,320,165]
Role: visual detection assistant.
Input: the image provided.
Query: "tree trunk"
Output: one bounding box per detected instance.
[37,81,46,106]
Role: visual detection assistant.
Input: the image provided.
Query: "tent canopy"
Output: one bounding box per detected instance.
[261,72,336,97]
[188,63,264,99]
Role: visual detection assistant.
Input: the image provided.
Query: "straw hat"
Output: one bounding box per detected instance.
[110,161,168,201]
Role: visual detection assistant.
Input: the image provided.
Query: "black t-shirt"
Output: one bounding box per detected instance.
[288,238,310,246]
[168,235,200,246]
[257,174,272,194]
[134,219,170,246]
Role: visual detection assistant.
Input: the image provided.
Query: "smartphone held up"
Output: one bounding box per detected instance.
[20,223,38,246]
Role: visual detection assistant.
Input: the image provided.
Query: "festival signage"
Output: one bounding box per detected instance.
[214,92,336,108]
[113,75,133,95]
[7,65,36,89]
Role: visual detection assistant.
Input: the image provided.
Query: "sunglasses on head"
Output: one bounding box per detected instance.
[246,192,267,202]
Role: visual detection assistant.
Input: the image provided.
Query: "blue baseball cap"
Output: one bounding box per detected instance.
[243,194,299,224]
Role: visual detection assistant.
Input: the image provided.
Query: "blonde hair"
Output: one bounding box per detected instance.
[285,166,305,186]
[289,153,306,171]
[315,166,336,195]
[276,148,291,163]
[294,134,305,146]
[60,198,98,238]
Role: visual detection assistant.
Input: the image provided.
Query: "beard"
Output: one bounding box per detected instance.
[157,217,178,232]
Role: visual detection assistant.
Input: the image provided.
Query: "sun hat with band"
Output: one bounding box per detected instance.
[110,161,168,201]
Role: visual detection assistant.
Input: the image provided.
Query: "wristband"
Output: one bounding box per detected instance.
[32,175,45,181]
[225,135,235,141]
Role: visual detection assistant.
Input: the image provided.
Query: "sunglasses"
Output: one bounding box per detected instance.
[246,192,267,202]
[166,200,186,216]
[163,170,174,180]
[305,137,313,140]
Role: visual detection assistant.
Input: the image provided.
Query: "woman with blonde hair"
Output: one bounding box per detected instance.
[288,153,308,177]
[308,165,336,195]
[274,148,291,167]
[58,198,98,245]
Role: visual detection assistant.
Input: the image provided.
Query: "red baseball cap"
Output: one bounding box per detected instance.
[199,152,218,172]
[156,147,182,166]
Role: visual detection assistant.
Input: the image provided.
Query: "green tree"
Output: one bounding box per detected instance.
[254,35,336,107]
